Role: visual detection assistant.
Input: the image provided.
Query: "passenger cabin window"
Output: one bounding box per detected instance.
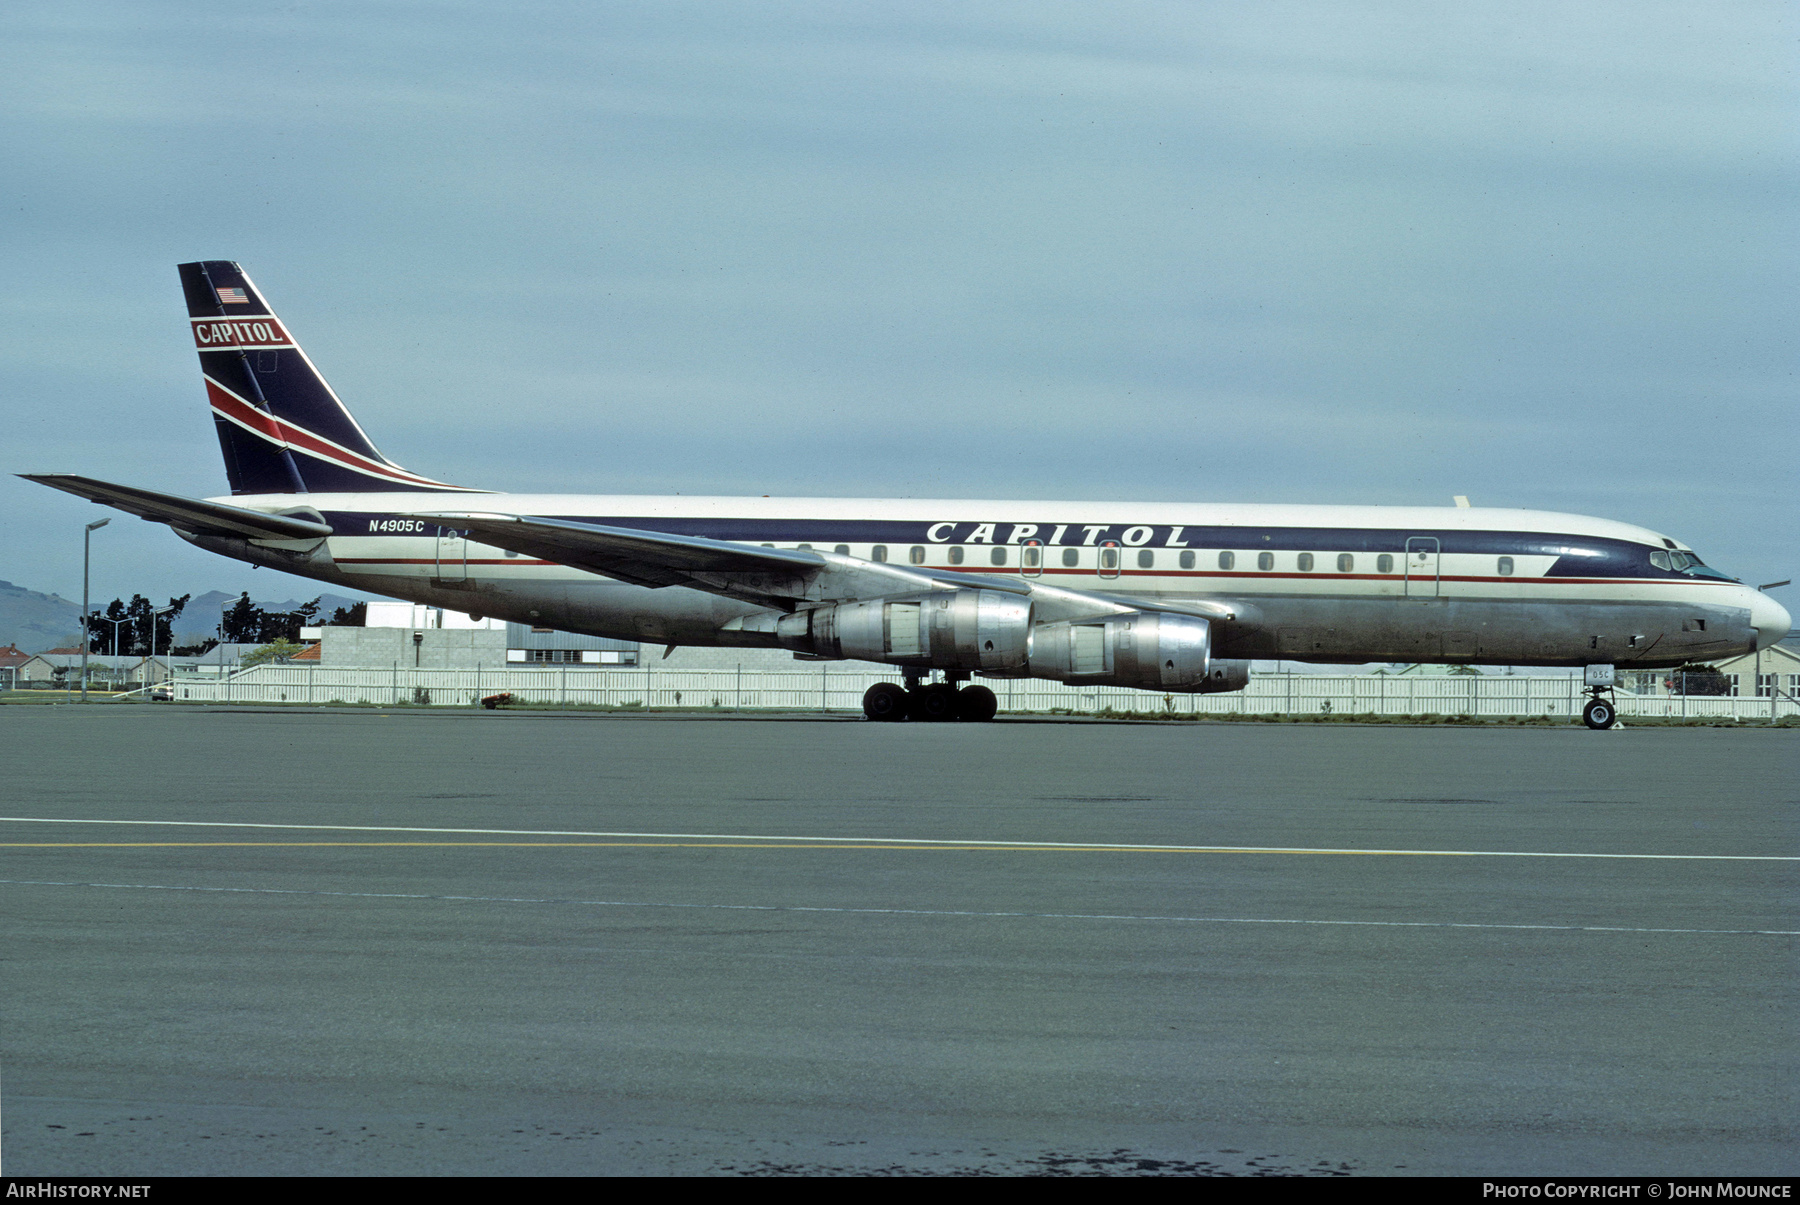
[1337,554,1354,573]
[990,547,1007,566]
[1062,548,1080,568]
[947,546,965,565]
[1098,542,1121,579]
[1258,552,1274,571]
[872,545,888,562]
[1497,556,1514,576]
[1137,550,1154,569]
[1021,541,1042,576]
[909,546,926,564]
[798,543,812,550]
[834,544,850,555]
[1297,553,1314,572]
[1215,551,1231,570]
[1377,553,1394,573]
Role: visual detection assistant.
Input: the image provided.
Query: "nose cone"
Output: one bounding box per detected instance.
[1750,590,1792,650]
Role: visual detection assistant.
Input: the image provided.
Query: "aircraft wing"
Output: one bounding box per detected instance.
[19,473,333,540]
[423,513,1260,630]
[428,512,1038,605]
[428,513,827,590]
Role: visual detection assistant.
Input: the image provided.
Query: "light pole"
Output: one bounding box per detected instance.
[95,614,129,657]
[90,612,130,690]
[80,518,110,702]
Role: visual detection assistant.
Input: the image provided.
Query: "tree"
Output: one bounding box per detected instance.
[260,597,321,642]
[220,594,321,643]
[328,601,366,626]
[88,593,189,656]
[86,597,129,655]
[222,593,262,643]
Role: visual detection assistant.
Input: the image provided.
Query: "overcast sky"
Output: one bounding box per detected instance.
[2,1,1794,609]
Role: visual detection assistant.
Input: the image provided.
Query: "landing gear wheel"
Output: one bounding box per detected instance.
[862,682,909,722]
[1582,698,1617,730]
[910,683,959,722]
[955,684,998,722]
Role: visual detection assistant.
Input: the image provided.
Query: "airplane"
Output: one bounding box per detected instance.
[22,261,1791,729]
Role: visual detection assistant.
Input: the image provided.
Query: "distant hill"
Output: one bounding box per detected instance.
[0,580,83,652]
[0,580,369,652]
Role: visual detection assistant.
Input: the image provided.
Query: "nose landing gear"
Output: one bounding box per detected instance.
[1581,664,1619,730]
[861,674,999,722]
[1581,694,1617,729]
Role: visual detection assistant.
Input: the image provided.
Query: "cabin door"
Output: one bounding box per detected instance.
[1404,537,1439,597]
[436,527,468,582]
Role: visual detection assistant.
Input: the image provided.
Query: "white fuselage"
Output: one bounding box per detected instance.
[191,492,1789,671]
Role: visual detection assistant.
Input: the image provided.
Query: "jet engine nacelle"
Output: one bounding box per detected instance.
[1029,612,1248,693]
[777,589,1033,671]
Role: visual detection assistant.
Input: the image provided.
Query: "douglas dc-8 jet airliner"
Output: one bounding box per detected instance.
[24,261,1791,727]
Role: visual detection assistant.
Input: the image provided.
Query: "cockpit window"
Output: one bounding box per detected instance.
[1652,549,1736,581]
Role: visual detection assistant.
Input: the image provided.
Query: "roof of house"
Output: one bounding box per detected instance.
[1711,642,1800,675]
[22,654,152,669]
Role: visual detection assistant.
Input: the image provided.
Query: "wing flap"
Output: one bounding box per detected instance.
[20,473,333,540]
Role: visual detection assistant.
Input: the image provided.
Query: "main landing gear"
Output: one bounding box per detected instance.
[862,674,999,723]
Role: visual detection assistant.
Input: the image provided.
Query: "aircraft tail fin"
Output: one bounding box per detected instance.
[179,261,469,495]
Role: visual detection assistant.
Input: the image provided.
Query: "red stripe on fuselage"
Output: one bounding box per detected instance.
[335,558,559,566]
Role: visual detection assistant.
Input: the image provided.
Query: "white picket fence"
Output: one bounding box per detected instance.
[165,665,1800,720]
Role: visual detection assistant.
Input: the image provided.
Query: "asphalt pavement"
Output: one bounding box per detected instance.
[1,706,1793,1175]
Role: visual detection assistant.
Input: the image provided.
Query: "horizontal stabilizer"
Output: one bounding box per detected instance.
[19,474,333,540]
[426,513,824,589]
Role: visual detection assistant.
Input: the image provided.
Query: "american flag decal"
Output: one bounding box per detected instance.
[216,286,249,304]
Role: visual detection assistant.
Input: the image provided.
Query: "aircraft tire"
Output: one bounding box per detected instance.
[862,682,910,722]
[910,684,959,722]
[1582,698,1617,730]
[955,684,998,722]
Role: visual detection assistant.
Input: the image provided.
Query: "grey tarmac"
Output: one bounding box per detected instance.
[0,706,1794,1176]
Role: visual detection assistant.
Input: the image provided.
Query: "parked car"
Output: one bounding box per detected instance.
[151,685,174,702]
